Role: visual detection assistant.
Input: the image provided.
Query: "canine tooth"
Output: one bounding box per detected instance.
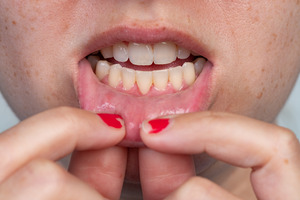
[96,60,110,80]
[100,47,113,59]
[182,62,196,85]
[87,55,100,70]
[177,47,190,59]
[108,64,122,88]
[136,71,153,95]
[194,57,206,75]
[153,42,176,65]
[129,43,153,66]
[113,42,128,62]
[122,68,136,90]
[153,69,169,91]
[169,66,183,91]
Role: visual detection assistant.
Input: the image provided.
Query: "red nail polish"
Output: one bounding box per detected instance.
[97,114,123,129]
[148,118,170,134]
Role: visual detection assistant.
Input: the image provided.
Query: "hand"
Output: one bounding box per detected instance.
[140,112,300,200]
[0,107,126,200]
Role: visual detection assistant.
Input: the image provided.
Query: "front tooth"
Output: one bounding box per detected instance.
[169,66,183,91]
[177,47,190,59]
[87,55,100,70]
[113,42,128,62]
[153,69,169,91]
[129,43,153,66]
[108,64,122,88]
[122,68,136,90]
[154,42,176,65]
[182,62,196,85]
[136,71,153,95]
[96,60,110,80]
[100,47,113,59]
[194,57,206,75]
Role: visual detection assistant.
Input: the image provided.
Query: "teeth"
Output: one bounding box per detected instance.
[96,60,110,80]
[108,64,122,88]
[113,42,128,62]
[177,47,190,59]
[182,62,196,85]
[128,43,153,66]
[100,47,113,59]
[136,71,153,95]
[194,57,206,75]
[94,60,205,94]
[154,42,177,65]
[101,42,194,66]
[92,41,207,94]
[169,66,183,91]
[122,68,136,90]
[153,69,169,91]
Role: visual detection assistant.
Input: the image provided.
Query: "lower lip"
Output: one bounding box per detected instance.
[76,59,213,147]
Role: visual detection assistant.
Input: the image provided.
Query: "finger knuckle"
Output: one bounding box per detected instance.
[275,127,299,154]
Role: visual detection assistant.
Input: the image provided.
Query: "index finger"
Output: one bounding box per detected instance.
[0,107,125,182]
[141,112,300,199]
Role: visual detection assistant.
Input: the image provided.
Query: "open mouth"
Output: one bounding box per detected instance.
[86,41,206,96]
[76,27,214,147]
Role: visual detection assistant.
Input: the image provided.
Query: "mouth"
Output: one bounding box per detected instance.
[76,26,214,147]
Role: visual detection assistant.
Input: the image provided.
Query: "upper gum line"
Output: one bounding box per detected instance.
[96,41,199,66]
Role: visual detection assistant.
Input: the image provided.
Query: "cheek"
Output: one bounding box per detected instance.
[0,0,82,118]
[209,1,300,121]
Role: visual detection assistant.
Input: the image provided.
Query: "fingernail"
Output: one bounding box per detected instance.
[143,118,170,134]
[97,113,123,129]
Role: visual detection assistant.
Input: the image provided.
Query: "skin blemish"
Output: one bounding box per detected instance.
[12,20,17,25]
[256,87,265,99]
[25,70,31,78]
[256,92,263,99]
[284,159,289,165]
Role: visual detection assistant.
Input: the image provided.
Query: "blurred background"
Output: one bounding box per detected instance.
[1,77,299,139]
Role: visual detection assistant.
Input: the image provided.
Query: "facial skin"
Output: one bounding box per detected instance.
[0,0,300,199]
[0,0,299,121]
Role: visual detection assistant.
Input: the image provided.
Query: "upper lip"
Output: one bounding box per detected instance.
[79,25,214,64]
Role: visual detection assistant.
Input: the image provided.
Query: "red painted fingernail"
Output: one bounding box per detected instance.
[147,118,170,134]
[97,113,123,129]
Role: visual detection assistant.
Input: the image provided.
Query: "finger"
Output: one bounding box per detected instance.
[139,148,195,200]
[165,177,241,200]
[141,112,300,199]
[0,158,107,200]
[69,147,127,200]
[0,107,125,182]
[141,112,291,167]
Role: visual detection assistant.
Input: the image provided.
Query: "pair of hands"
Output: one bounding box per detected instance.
[0,107,299,200]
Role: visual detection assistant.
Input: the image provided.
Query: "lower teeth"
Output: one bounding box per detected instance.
[87,56,205,95]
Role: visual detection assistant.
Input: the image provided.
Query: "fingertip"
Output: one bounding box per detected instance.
[142,118,171,134]
[97,113,124,129]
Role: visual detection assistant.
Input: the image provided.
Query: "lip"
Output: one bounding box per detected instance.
[75,26,215,147]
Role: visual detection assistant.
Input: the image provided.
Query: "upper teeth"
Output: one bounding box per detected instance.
[100,42,192,66]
